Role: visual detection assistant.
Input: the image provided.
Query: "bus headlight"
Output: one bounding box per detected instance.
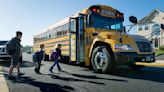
[115,44,134,51]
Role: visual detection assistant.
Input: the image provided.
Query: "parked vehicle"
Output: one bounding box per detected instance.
[0,41,11,61]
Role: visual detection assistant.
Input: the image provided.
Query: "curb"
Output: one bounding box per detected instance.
[156,60,164,64]
[0,66,9,92]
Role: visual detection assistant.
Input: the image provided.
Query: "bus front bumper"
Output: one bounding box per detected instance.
[114,52,155,65]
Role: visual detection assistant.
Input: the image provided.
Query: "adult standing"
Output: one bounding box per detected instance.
[7,31,23,79]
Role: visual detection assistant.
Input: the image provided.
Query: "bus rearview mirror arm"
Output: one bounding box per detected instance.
[123,24,136,34]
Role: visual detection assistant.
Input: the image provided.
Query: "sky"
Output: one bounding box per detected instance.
[0,0,163,46]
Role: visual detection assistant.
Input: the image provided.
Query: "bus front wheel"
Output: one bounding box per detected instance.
[91,46,115,73]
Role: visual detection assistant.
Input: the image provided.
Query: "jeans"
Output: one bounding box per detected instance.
[49,59,61,71]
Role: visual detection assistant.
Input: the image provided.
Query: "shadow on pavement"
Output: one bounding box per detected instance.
[50,74,105,85]
[0,61,35,68]
[62,71,128,82]
[5,76,74,92]
[109,66,164,83]
[49,70,128,85]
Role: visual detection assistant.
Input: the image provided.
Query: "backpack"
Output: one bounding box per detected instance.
[6,38,15,55]
[32,53,37,62]
[50,52,58,61]
[33,51,44,62]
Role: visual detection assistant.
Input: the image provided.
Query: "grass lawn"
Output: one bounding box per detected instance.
[155,50,164,57]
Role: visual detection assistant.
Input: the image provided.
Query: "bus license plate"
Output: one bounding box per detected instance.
[146,56,151,61]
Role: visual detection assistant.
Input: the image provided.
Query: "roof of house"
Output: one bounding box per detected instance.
[138,9,164,24]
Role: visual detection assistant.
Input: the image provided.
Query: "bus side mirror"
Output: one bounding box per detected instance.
[129,16,137,24]
[161,24,164,29]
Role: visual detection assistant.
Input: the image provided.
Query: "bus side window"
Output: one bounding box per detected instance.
[57,27,59,37]
[53,28,56,38]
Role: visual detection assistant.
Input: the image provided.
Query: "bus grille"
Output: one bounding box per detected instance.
[136,42,152,52]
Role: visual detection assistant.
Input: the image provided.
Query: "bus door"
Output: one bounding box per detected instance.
[77,15,85,63]
[69,15,85,64]
[69,18,77,62]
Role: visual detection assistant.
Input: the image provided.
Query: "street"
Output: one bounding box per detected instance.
[1,53,164,92]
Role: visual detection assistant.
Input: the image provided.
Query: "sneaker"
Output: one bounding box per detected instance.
[49,69,53,74]
[34,68,40,74]
[18,73,25,76]
[37,72,42,74]
[58,69,63,72]
[58,70,62,72]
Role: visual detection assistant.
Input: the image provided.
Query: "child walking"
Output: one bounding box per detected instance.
[49,44,62,73]
[33,44,45,74]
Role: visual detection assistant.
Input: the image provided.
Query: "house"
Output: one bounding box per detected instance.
[137,9,164,48]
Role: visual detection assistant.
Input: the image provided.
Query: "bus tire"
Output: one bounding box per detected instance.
[91,46,115,73]
[128,64,145,70]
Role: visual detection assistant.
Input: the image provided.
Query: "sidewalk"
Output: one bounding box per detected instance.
[156,60,164,63]
[0,66,9,92]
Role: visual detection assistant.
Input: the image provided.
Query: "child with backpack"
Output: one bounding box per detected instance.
[49,44,62,73]
[33,44,45,74]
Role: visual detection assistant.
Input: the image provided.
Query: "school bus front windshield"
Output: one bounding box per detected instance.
[89,14,123,31]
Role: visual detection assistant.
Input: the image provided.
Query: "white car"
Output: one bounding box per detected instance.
[0,41,11,61]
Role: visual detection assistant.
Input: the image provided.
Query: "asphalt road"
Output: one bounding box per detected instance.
[1,53,164,92]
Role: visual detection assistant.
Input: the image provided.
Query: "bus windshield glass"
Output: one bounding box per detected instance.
[89,14,123,31]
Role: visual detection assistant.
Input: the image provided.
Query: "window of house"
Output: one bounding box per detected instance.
[139,24,142,31]
[152,24,160,35]
[145,24,149,30]
[154,12,159,17]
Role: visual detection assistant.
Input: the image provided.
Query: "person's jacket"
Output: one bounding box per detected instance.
[12,37,21,57]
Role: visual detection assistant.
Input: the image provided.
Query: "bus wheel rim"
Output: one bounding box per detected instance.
[94,51,106,69]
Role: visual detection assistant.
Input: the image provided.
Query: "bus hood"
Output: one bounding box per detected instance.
[91,29,139,52]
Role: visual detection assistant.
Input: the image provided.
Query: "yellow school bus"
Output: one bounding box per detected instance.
[33,5,155,73]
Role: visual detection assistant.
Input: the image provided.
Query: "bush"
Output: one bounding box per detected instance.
[159,45,164,51]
